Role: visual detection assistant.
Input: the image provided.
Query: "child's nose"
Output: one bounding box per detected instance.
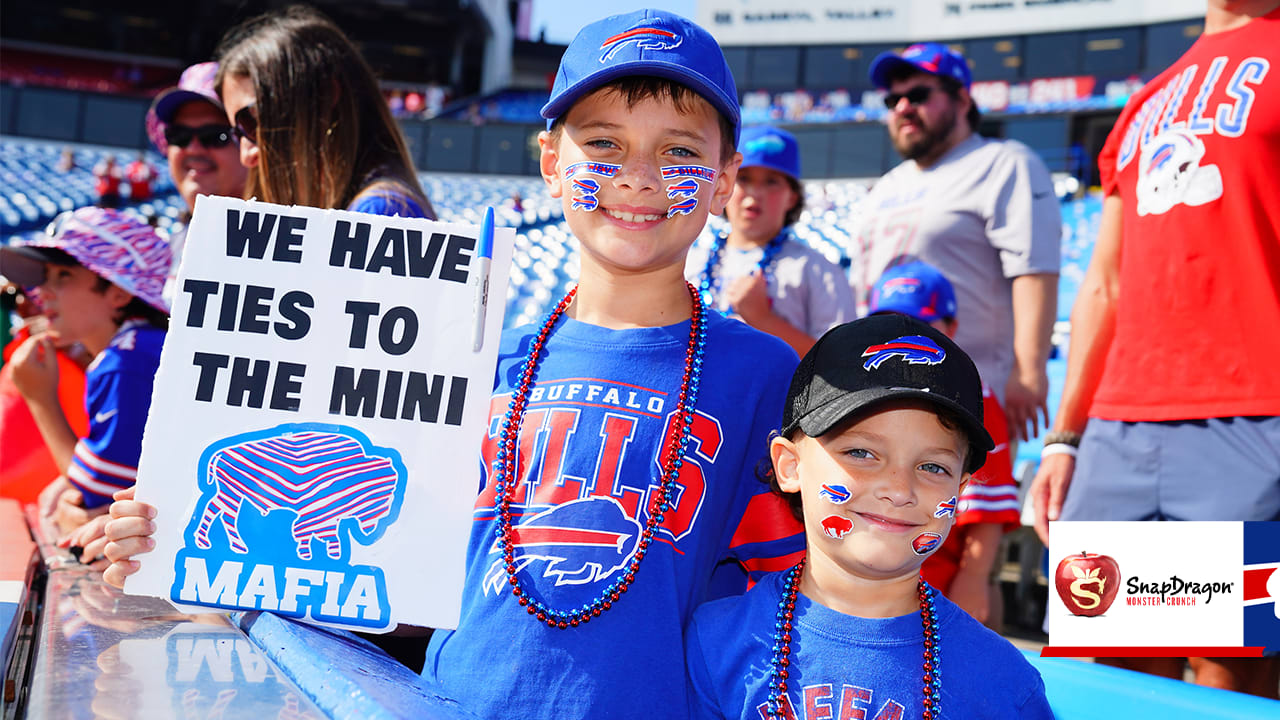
[613,155,661,194]
[874,465,916,506]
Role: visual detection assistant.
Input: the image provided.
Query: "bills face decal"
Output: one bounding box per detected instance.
[912,532,943,555]
[821,514,853,540]
[819,484,851,505]
[934,496,957,518]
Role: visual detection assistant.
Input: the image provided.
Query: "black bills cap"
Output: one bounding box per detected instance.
[782,314,994,470]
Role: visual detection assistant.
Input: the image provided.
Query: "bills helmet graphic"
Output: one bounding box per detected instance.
[861,335,947,371]
[484,496,642,594]
[821,514,854,539]
[599,26,683,63]
[665,178,700,200]
[934,496,957,518]
[912,532,943,555]
[819,484,851,505]
[1136,128,1223,216]
[191,426,406,561]
[667,196,698,217]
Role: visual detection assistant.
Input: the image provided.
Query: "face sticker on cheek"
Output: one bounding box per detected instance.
[821,514,854,540]
[912,532,943,555]
[819,484,851,504]
[934,496,957,518]
[564,161,619,213]
[661,165,717,218]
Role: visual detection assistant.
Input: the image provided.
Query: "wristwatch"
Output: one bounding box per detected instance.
[1042,430,1082,447]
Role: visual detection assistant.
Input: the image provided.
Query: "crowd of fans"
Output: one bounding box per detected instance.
[0,1,1276,714]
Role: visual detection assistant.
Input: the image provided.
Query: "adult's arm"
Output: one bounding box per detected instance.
[10,335,76,473]
[1005,272,1057,441]
[1030,193,1123,543]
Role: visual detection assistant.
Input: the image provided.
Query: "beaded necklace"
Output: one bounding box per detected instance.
[766,559,942,720]
[698,231,788,308]
[491,282,707,629]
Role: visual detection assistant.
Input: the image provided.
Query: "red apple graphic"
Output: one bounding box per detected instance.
[1055,552,1121,616]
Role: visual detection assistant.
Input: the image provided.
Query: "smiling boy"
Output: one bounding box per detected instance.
[686,315,1050,719]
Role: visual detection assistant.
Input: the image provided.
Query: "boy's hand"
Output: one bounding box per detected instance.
[102,486,159,589]
[39,476,73,518]
[10,334,61,404]
[60,514,113,569]
[724,270,772,324]
[53,488,107,536]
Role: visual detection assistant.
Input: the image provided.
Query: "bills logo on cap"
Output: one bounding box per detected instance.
[599,26,683,63]
[819,484,851,504]
[912,532,943,555]
[821,515,853,540]
[879,276,921,299]
[744,133,786,155]
[862,335,946,371]
[934,496,957,518]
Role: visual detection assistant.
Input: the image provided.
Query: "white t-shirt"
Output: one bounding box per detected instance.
[851,134,1061,397]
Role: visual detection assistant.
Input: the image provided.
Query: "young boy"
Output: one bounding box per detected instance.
[686,314,1052,719]
[1,208,170,541]
[868,260,1022,628]
[685,125,855,356]
[102,10,802,719]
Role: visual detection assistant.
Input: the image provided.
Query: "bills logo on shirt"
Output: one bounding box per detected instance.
[861,335,946,370]
[475,380,725,599]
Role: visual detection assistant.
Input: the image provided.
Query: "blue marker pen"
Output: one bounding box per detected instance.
[471,206,495,351]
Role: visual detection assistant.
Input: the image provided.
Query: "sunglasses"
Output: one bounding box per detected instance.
[232,105,258,145]
[163,124,235,149]
[883,85,935,110]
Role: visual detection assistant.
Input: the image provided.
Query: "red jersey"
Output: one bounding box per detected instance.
[922,385,1020,592]
[1094,8,1280,421]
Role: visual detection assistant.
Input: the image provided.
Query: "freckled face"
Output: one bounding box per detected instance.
[775,403,969,581]
[539,89,740,278]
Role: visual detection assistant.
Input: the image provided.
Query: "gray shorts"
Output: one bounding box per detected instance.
[1060,416,1280,521]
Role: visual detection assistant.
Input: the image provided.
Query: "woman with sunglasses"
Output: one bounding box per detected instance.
[215,5,434,220]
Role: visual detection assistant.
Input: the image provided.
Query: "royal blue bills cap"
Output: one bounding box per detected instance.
[869,42,972,90]
[782,314,992,468]
[869,261,958,323]
[146,62,224,153]
[541,9,741,143]
[739,126,800,181]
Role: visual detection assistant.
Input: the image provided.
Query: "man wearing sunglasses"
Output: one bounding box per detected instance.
[852,43,1061,449]
[145,62,249,302]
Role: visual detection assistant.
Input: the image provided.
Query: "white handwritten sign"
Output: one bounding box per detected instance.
[125,195,514,632]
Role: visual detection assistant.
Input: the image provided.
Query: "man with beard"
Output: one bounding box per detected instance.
[852,44,1060,444]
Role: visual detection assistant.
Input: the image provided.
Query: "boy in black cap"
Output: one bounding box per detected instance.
[686,315,1051,719]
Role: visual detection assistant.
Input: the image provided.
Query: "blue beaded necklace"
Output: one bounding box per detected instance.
[697,231,788,308]
[766,558,942,719]
[491,282,707,629]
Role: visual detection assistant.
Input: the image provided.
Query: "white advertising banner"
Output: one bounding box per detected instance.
[125,194,514,633]
[698,0,1204,46]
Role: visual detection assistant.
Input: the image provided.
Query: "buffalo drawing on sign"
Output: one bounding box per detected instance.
[190,424,408,561]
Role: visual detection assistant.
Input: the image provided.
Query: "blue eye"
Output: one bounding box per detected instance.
[669,146,696,158]
[845,448,874,460]
[920,462,950,476]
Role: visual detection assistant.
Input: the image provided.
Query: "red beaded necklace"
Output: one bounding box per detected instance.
[766,558,942,719]
[491,282,707,629]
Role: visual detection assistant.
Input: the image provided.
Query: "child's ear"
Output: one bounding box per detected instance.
[770,435,802,493]
[105,285,133,313]
[537,131,563,199]
[708,150,742,216]
[957,472,972,495]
